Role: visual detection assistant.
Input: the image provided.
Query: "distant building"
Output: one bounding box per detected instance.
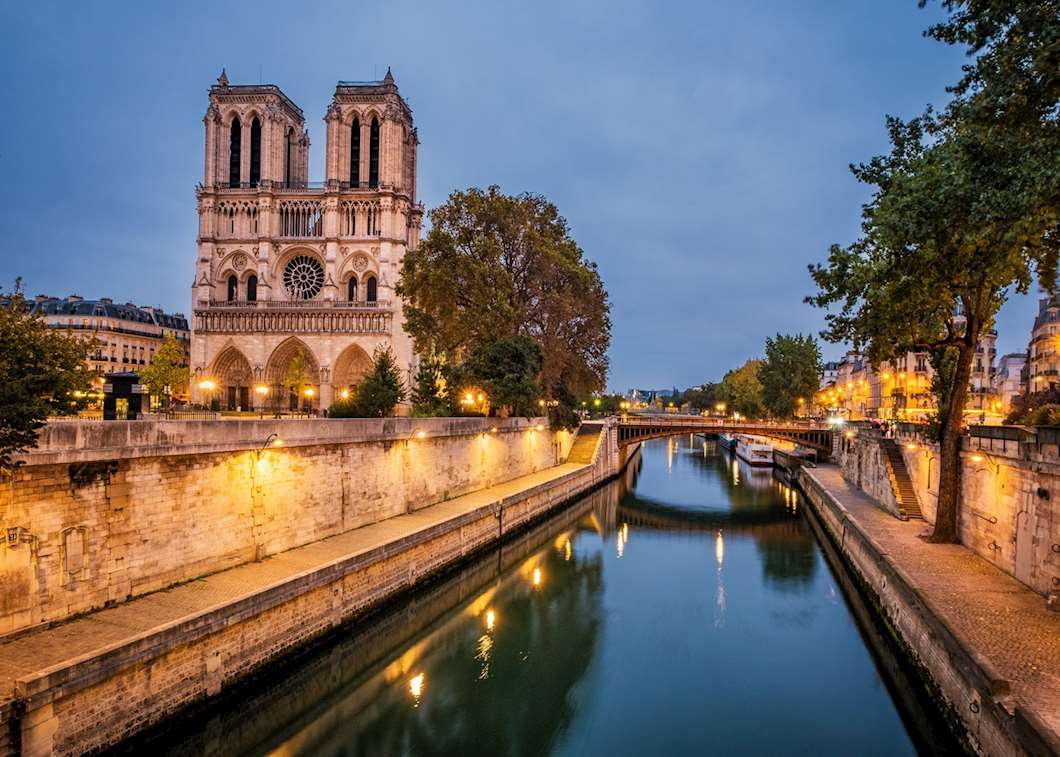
[818,329,999,423]
[819,361,839,390]
[27,294,190,389]
[993,352,1027,414]
[1029,297,1060,392]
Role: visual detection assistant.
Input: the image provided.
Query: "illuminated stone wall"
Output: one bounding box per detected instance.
[837,433,1060,597]
[0,418,573,636]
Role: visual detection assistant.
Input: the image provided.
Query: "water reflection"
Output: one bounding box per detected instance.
[132,435,957,757]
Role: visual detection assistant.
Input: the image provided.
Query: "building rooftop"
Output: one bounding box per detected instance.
[24,296,189,332]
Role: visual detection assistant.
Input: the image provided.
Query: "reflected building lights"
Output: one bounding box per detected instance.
[532,567,542,588]
[732,458,740,486]
[616,522,629,559]
[564,539,573,562]
[486,609,496,632]
[409,673,425,705]
[714,529,726,629]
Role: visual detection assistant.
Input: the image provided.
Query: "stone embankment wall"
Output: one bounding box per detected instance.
[798,471,1055,757]
[6,421,626,756]
[837,430,1060,598]
[0,418,573,637]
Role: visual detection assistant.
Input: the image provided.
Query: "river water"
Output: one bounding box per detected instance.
[134,436,959,756]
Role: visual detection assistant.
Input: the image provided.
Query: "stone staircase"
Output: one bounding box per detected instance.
[879,438,923,520]
[567,423,602,464]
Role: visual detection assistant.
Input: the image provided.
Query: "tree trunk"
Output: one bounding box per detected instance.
[930,337,977,543]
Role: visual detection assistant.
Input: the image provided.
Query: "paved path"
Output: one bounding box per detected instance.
[0,462,586,699]
[805,465,1060,741]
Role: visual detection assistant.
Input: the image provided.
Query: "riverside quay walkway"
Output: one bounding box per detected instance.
[0,448,618,755]
[799,465,1060,757]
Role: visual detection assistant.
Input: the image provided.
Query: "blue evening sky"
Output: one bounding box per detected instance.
[0,2,1041,392]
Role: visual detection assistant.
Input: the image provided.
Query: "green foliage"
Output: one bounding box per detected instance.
[397,186,611,401]
[548,386,581,431]
[139,335,188,405]
[411,355,448,417]
[683,383,722,411]
[353,346,406,418]
[718,360,765,419]
[325,398,361,419]
[283,347,309,394]
[1020,404,1060,428]
[0,282,93,471]
[464,335,543,417]
[758,334,821,417]
[807,1,1060,542]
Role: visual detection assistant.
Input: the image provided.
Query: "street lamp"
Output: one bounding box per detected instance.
[198,379,216,410]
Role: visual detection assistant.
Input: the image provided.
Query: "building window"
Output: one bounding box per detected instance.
[350,118,360,186]
[347,276,357,302]
[285,128,293,187]
[249,117,261,187]
[229,117,241,188]
[366,275,377,303]
[227,275,238,302]
[369,118,380,188]
[247,275,257,302]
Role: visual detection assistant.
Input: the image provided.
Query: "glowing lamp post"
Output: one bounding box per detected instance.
[198,379,216,410]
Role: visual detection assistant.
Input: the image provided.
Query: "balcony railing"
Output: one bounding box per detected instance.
[200,299,390,310]
[202,180,400,194]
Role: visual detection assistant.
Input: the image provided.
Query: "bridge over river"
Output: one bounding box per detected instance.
[614,414,835,454]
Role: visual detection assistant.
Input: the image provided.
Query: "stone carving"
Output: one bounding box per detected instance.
[353,255,369,272]
[217,69,229,88]
[232,254,247,271]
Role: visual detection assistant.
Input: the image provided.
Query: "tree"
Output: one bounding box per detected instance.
[718,360,765,419]
[759,334,821,417]
[397,186,611,401]
[410,355,448,417]
[464,335,543,417]
[0,283,92,472]
[807,3,1060,543]
[283,347,310,408]
[350,346,406,418]
[139,335,188,408]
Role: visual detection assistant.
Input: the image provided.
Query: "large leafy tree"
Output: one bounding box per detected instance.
[464,336,543,417]
[808,2,1060,543]
[759,334,821,417]
[0,283,93,471]
[397,186,611,400]
[718,360,765,419]
[139,334,189,407]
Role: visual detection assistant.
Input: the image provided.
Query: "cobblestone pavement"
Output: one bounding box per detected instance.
[0,462,587,698]
[806,465,1060,741]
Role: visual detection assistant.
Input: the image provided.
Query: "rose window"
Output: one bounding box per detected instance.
[283,256,324,300]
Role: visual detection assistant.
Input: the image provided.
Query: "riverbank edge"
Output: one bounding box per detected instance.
[797,467,1060,757]
[2,433,635,756]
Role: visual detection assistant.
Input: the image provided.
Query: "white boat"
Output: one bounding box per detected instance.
[735,435,775,467]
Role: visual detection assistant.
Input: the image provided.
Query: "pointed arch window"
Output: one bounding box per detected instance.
[229,117,242,188]
[247,275,257,302]
[369,117,380,188]
[249,118,261,187]
[347,276,358,302]
[227,275,238,302]
[285,128,293,187]
[350,118,361,187]
[366,275,377,303]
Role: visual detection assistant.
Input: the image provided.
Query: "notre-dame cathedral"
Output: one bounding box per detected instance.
[190,69,421,411]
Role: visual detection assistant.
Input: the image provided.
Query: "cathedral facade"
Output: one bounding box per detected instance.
[190,69,421,411]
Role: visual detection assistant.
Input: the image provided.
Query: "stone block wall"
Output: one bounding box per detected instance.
[837,431,1060,597]
[0,418,573,636]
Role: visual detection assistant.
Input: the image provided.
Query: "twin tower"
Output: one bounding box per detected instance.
[190,69,422,412]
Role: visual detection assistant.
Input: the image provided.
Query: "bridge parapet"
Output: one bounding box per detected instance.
[613,415,834,455]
